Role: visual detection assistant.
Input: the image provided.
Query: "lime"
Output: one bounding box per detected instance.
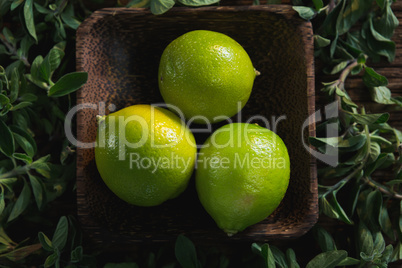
[195,123,290,235]
[158,30,258,124]
[95,104,197,206]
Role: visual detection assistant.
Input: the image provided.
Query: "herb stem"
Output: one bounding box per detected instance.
[363,176,402,200]
[0,34,31,68]
[0,165,31,180]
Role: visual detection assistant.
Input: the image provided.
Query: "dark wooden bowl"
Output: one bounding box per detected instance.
[76,5,317,244]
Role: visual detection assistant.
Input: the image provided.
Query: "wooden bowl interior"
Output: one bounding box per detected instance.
[76,6,317,242]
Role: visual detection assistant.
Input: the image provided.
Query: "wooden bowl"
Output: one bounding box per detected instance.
[76,5,317,243]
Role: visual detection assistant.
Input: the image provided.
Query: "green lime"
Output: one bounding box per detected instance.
[158,30,259,124]
[196,123,290,235]
[95,104,197,206]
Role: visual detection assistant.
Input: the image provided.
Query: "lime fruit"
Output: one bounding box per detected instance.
[95,104,197,206]
[195,123,290,235]
[158,30,259,124]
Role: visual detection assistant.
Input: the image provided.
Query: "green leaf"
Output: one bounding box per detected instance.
[329,61,349,75]
[363,190,382,232]
[28,174,45,210]
[48,72,88,97]
[30,55,43,81]
[370,86,395,105]
[379,206,395,240]
[46,46,65,74]
[330,192,353,224]
[0,94,10,108]
[365,153,389,176]
[52,216,69,250]
[38,232,53,251]
[19,93,37,102]
[175,234,199,268]
[0,243,42,262]
[391,242,402,262]
[0,119,15,157]
[177,0,220,6]
[258,244,276,268]
[44,251,58,268]
[10,67,19,103]
[8,180,31,222]
[0,186,5,216]
[70,246,83,263]
[61,4,81,30]
[312,0,323,10]
[306,250,347,268]
[337,257,360,266]
[313,226,337,252]
[338,0,372,35]
[12,152,32,164]
[286,248,300,268]
[373,231,385,254]
[367,18,396,62]
[348,112,389,125]
[2,27,15,47]
[292,6,316,20]
[11,101,32,111]
[373,1,399,39]
[314,35,331,48]
[11,125,37,157]
[150,0,175,15]
[10,0,24,10]
[359,222,374,256]
[23,0,37,42]
[369,142,381,164]
[320,197,340,220]
[341,96,359,108]
[362,67,388,87]
[376,0,385,9]
[382,244,394,263]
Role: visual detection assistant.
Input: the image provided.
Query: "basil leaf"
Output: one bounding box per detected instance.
[367,18,396,62]
[48,72,88,97]
[8,180,31,222]
[150,0,175,15]
[338,0,372,35]
[348,112,389,125]
[369,86,395,104]
[313,226,337,252]
[28,174,45,210]
[52,216,68,250]
[286,248,300,268]
[373,1,399,39]
[12,152,32,164]
[312,0,323,10]
[306,250,347,268]
[314,35,330,48]
[23,0,37,42]
[0,119,15,157]
[175,234,199,268]
[362,67,388,87]
[38,232,53,251]
[293,6,316,20]
[359,222,374,256]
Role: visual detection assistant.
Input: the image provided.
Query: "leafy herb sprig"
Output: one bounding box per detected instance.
[0,0,88,264]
